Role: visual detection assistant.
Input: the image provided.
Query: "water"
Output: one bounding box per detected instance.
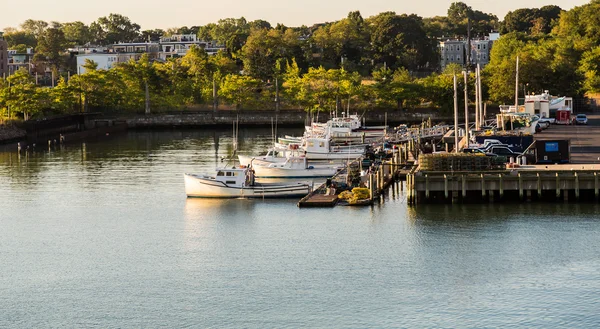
[2,129,600,328]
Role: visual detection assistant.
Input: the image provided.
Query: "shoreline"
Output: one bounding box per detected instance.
[0,108,483,145]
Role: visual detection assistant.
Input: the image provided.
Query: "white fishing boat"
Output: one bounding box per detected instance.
[238,147,302,166]
[184,167,311,198]
[252,157,342,178]
[302,137,365,160]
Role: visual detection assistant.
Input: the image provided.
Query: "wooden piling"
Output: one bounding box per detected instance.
[444,174,449,199]
[425,174,430,199]
[461,174,466,199]
[481,174,486,198]
[595,172,599,200]
[537,173,541,197]
[499,174,504,199]
[575,172,579,200]
[556,173,560,199]
[518,173,523,200]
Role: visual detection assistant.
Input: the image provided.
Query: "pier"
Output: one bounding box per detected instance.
[406,114,600,204]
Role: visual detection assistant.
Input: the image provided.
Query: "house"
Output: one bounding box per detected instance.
[6,48,35,75]
[439,40,466,69]
[439,33,500,70]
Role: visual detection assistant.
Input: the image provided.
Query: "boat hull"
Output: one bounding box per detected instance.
[184,174,310,198]
[252,165,340,178]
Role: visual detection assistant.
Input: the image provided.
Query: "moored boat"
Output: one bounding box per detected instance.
[184,167,311,198]
[252,157,342,178]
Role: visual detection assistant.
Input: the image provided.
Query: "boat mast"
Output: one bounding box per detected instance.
[515,56,519,111]
[477,64,483,126]
[463,71,469,145]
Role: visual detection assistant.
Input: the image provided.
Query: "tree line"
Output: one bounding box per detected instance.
[2,1,600,120]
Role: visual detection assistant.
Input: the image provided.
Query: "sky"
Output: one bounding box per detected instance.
[0,0,592,31]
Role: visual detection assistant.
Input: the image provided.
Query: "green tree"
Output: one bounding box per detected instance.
[579,47,600,93]
[219,74,262,110]
[91,14,141,45]
[34,25,68,71]
[241,28,300,81]
[367,12,437,71]
[2,69,48,120]
[2,30,37,48]
[62,21,92,45]
[20,19,48,38]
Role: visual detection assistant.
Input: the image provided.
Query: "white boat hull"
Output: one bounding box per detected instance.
[253,165,340,178]
[184,174,310,198]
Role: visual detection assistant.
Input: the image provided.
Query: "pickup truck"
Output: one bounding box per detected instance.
[486,145,522,157]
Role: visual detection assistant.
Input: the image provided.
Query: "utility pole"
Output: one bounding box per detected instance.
[515,56,519,111]
[275,76,280,112]
[475,69,479,130]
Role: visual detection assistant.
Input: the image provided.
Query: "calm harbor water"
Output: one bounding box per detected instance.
[1,128,600,328]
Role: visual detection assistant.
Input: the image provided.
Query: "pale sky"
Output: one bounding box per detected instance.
[0,0,591,31]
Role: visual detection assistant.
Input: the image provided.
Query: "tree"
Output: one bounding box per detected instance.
[367,12,437,71]
[91,14,141,45]
[219,74,262,110]
[140,29,165,42]
[62,21,92,45]
[2,30,37,48]
[579,47,600,93]
[3,69,48,120]
[20,19,48,38]
[241,28,299,81]
[35,25,68,71]
[181,45,214,103]
[311,11,370,71]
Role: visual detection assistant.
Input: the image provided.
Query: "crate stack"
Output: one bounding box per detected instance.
[418,154,507,172]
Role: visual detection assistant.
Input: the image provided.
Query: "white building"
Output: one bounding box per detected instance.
[75,35,225,74]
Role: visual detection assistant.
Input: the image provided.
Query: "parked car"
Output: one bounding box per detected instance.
[575,114,588,125]
[535,123,543,133]
[538,121,550,130]
[463,148,497,156]
[487,146,522,157]
[538,117,556,125]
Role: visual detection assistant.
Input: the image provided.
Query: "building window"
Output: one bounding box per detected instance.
[483,44,486,49]
[457,56,460,61]
[451,55,454,61]
[457,45,460,51]
[477,44,480,50]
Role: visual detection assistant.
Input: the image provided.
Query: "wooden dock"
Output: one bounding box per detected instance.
[298,143,418,208]
[407,164,600,204]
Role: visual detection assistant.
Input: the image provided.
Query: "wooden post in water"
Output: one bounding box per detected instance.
[556,172,561,199]
[595,172,599,200]
[481,174,486,199]
[537,173,542,198]
[499,174,504,199]
[518,173,523,200]
[575,172,579,200]
[461,174,466,199]
[444,174,449,200]
[425,174,429,199]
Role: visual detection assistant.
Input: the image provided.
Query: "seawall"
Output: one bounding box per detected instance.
[124,110,457,128]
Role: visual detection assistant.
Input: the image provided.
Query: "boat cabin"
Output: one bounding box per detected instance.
[214,168,254,187]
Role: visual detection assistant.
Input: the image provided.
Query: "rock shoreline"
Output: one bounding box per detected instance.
[0,124,27,143]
